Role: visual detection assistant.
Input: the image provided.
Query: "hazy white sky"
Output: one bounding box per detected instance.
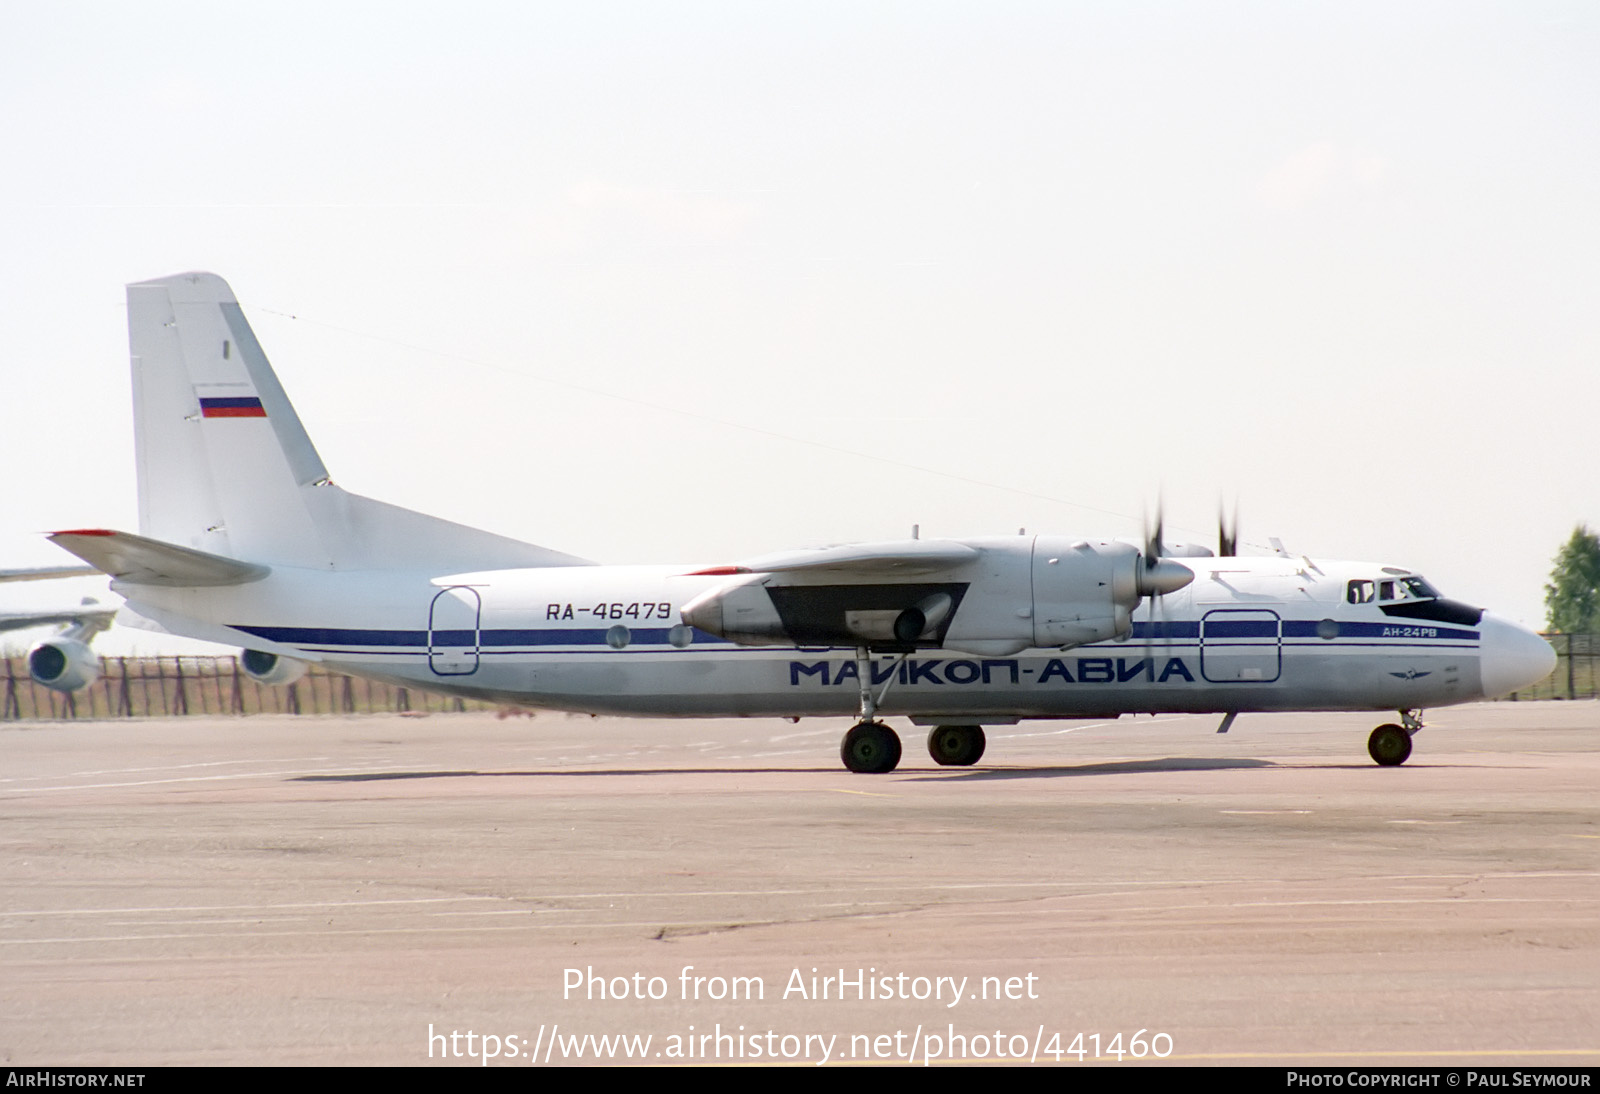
[3,2,1596,652]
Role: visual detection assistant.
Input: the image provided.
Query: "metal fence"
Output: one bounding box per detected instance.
[1503,633,1599,701]
[1,655,497,721]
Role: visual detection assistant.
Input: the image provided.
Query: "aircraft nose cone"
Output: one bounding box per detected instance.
[1478,614,1557,698]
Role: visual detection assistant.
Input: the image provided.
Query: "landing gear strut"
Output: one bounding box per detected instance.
[839,647,908,774]
[927,724,986,766]
[1368,710,1421,766]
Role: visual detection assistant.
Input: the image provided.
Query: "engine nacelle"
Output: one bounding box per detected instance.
[680,580,790,645]
[1030,538,1193,648]
[28,638,100,692]
[239,649,308,686]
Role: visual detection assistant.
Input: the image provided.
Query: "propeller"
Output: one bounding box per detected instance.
[1144,504,1165,565]
[1219,501,1239,558]
[1137,500,1194,659]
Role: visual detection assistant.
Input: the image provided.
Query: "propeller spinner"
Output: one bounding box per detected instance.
[1139,505,1194,597]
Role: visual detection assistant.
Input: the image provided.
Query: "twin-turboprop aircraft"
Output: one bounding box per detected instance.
[48,272,1556,772]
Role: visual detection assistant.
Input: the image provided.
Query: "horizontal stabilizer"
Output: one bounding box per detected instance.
[715,540,980,577]
[48,529,270,587]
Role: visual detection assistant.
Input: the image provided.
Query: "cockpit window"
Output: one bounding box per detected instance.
[1373,575,1441,603]
[1401,576,1440,600]
[1351,575,1442,605]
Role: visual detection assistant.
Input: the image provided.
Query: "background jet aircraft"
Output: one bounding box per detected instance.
[1,566,117,692]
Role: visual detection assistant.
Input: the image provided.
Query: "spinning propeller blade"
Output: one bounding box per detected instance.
[1219,501,1239,558]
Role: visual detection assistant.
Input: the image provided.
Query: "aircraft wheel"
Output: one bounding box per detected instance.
[1367,723,1412,766]
[927,724,986,766]
[841,721,902,774]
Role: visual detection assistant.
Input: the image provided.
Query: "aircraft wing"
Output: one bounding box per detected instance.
[0,565,100,584]
[0,606,118,636]
[682,539,983,648]
[47,529,270,587]
[697,539,980,577]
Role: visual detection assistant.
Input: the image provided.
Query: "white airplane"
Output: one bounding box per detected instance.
[0,566,116,692]
[48,272,1556,771]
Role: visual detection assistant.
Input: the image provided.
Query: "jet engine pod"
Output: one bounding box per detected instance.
[28,638,100,692]
[240,649,309,686]
[892,592,954,643]
[842,593,953,644]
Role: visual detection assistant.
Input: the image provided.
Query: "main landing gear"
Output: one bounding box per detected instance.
[836,648,989,773]
[839,647,909,774]
[1367,710,1422,766]
[927,724,986,767]
[839,721,989,773]
[841,721,902,774]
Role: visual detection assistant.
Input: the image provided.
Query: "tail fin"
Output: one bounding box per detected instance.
[128,272,590,572]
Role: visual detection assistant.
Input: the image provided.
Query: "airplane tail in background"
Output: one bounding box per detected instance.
[126,272,590,573]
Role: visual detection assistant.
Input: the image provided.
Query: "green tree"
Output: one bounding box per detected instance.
[1545,524,1600,633]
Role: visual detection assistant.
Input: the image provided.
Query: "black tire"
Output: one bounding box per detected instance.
[841,721,902,774]
[1368,723,1412,766]
[927,724,987,766]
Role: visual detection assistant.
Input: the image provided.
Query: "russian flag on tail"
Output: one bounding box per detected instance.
[199,396,266,418]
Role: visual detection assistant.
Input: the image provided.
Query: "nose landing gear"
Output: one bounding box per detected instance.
[1368,710,1422,766]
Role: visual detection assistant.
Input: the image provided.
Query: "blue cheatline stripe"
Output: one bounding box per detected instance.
[1203,620,1279,638]
[1280,620,1479,641]
[235,625,422,646]
[1130,620,1477,642]
[1284,642,1477,651]
[296,647,773,658]
[404,627,691,647]
[233,621,1480,651]
[1130,621,1200,639]
[231,624,722,648]
[482,628,679,646]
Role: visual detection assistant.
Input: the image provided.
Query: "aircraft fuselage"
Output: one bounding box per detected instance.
[115,551,1534,720]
